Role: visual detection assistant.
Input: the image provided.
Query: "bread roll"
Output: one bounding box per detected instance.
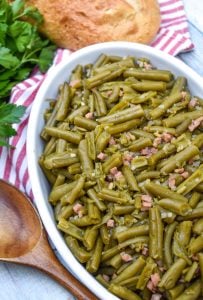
[27,0,160,50]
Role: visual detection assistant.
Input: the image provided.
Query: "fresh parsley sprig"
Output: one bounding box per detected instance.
[0,102,26,147]
[0,0,56,100]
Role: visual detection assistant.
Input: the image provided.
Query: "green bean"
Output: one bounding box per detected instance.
[171,76,187,94]
[67,163,81,175]
[148,144,176,166]
[60,176,85,204]
[115,224,149,243]
[43,137,56,156]
[150,92,182,119]
[144,181,188,202]
[184,261,198,282]
[87,188,106,211]
[149,206,163,260]
[44,151,79,169]
[109,284,142,300]
[74,115,97,130]
[193,218,203,235]
[123,68,172,82]
[195,183,203,193]
[131,129,154,139]
[192,133,203,148]
[176,279,201,300]
[86,236,103,273]
[176,165,203,195]
[144,125,176,135]
[97,105,144,124]
[166,284,185,300]
[65,236,91,263]
[158,198,192,216]
[102,152,122,174]
[105,253,123,269]
[85,131,96,161]
[176,118,191,136]
[159,258,187,289]
[160,145,199,174]
[189,191,201,208]
[71,215,101,227]
[108,85,120,103]
[78,139,94,174]
[96,274,110,288]
[122,165,140,191]
[58,204,74,220]
[188,235,203,255]
[66,105,89,123]
[83,227,98,251]
[55,83,71,121]
[119,236,149,250]
[198,253,203,296]
[107,119,141,135]
[136,171,160,182]
[98,188,128,204]
[100,225,110,245]
[182,207,203,220]
[95,131,111,154]
[163,110,203,127]
[70,64,83,83]
[57,218,84,241]
[136,257,156,290]
[113,205,135,215]
[85,68,125,89]
[132,80,167,92]
[164,221,178,268]
[112,256,146,284]
[128,137,152,152]
[92,88,107,116]
[44,127,82,144]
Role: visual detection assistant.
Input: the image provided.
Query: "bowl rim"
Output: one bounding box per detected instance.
[27,41,203,299]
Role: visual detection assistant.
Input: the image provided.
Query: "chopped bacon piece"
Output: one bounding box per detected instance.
[125,132,135,141]
[85,112,94,119]
[168,175,176,190]
[123,152,133,162]
[109,137,116,145]
[151,273,160,287]
[97,152,107,160]
[142,247,149,256]
[110,167,118,176]
[73,203,83,218]
[181,171,189,179]
[189,97,198,108]
[69,79,80,87]
[153,137,162,148]
[147,274,160,293]
[141,194,152,211]
[174,168,185,174]
[120,252,133,262]
[107,219,115,228]
[102,274,110,282]
[151,293,162,300]
[181,91,187,100]
[188,116,203,132]
[141,195,152,203]
[141,147,157,157]
[114,171,124,181]
[161,132,173,143]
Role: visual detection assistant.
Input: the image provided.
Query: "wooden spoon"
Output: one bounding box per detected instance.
[0,179,98,300]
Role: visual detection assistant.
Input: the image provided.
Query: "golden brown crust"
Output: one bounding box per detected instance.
[26,0,160,50]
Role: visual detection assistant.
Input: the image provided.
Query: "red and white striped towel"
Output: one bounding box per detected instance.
[0,0,194,199]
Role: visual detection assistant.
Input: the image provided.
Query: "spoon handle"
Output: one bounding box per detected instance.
[14,230,98,300]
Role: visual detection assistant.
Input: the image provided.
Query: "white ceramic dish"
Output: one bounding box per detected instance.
[27,42,203,300]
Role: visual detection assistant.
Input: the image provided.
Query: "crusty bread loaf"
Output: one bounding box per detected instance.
[26,0,161,50]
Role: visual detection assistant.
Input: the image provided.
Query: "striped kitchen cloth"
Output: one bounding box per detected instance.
[0,0,194,199]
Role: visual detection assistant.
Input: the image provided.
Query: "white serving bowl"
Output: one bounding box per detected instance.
[27,42,203,300]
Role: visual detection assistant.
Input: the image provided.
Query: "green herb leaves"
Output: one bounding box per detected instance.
[0,0,56,100]
[0,102,26,146]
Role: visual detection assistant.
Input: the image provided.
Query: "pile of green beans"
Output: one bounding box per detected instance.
[39,54,203,300]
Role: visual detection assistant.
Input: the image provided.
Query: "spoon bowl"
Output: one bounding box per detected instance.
[0,179,97,300]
